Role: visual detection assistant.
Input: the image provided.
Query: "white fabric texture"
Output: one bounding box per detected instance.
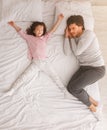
[0,0,103,130]
[42,0,66,31]
[1,0,42,21]
[54,0,94,35]
[0,0,2,21]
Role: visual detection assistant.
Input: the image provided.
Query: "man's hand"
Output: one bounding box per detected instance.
[65,27,70,38]
[64,27,73,38]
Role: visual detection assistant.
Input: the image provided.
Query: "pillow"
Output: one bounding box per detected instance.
[1,0,42,21]
[42,0,66,31]
[54,1,94,35]
[0,0,2,21]
[42,0,56,31]
[42,0,81,31]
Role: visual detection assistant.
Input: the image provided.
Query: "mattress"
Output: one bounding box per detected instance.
[0,0,103,130]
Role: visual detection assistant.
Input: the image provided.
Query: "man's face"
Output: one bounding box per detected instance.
[68,23,83,38]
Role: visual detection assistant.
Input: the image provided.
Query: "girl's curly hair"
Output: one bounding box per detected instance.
[26,21,47,36]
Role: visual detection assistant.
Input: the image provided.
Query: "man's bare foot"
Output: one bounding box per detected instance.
[89,104,97,112]
[89,97,98,107]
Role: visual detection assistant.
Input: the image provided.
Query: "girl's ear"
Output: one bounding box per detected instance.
[33,30,36,34]
[32,30,36,36]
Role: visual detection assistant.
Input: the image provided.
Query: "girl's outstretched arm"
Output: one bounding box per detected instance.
[8,21,21,32]
[49,14,64,34]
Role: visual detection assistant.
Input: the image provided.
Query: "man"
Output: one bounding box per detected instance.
[64,15,105,112]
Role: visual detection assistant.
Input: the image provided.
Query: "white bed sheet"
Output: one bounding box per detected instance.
[0,0,103,130]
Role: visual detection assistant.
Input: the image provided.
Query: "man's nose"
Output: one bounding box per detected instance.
[69,30,73,33]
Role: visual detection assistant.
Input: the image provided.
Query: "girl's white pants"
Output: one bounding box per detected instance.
[5,59,65,96]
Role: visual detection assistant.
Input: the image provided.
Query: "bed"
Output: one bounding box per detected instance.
[0,0,103,129]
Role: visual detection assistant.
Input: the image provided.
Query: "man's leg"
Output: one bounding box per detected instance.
[67,66,105,110]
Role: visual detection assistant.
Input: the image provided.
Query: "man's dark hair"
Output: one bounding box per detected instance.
[67,15,85,30]
[26,21,47,36]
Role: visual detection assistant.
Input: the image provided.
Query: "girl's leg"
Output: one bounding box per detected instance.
[5,62,40,95]
[67,66,105,111]
[35,59,65,92]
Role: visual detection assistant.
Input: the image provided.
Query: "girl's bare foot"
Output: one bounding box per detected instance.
[89,104,96,112]
[89,97,98,107]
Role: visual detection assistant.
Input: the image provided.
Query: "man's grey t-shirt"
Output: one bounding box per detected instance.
[64,30,104,67]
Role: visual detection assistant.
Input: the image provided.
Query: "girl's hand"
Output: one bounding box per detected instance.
[58,14,64,21]
[8,21,14,26]
[8,21,21,32]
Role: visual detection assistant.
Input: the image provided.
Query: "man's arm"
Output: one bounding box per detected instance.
[75,31,95,55]
[63,27,73,55]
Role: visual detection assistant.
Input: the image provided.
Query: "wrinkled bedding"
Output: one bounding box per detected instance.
[0,0,103,130]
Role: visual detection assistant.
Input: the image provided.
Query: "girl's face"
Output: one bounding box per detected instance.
[68,23,83,38]
[33,25,44,37]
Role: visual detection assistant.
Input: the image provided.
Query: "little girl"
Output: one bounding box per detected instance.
[7,14,64,95]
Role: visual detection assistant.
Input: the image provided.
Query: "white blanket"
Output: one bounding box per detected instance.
[0,0,103,130]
